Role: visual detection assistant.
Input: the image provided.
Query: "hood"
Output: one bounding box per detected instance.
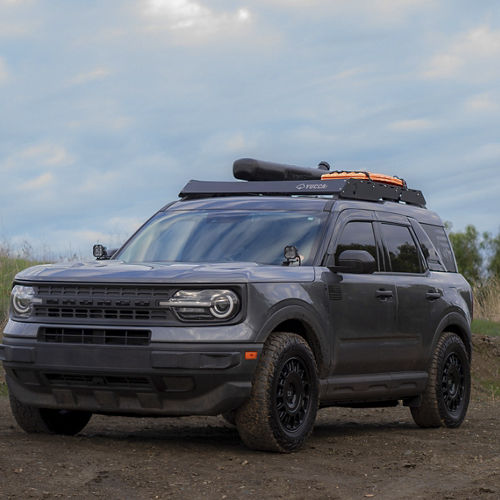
[15,260,315,284]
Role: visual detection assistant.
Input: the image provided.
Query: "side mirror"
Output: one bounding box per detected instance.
[329,250,377,274]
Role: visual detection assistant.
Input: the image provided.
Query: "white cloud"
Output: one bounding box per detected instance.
[0,0,33,4]
[0,21,30,37]
[263,0,434,23]
[0,0,39,38]
[19,172,54,190]
[3,143,75,170]
[368,0,435,22]
[423,25,500,80]
[146,0,209,25]
[464,93,498,113]
[0,56,9,83]
[69,67,111,85]
[388,118,436,132]
[142,0,251,37]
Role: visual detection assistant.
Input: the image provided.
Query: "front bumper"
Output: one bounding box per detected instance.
[0,337,262,416]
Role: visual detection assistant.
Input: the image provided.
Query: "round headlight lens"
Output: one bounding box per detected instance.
[210,291,238,319]
[11,285,36,317]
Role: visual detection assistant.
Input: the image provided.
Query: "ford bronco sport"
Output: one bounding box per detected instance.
[0,158,472,452]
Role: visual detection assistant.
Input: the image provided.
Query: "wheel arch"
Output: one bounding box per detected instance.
[255,302,329,377]
[432,311,472,360]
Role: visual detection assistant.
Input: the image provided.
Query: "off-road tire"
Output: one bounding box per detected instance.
[411,331,470,428]
[235,332,319,452]
[9,393,92,435]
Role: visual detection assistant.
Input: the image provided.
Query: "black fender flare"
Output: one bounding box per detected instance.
[430,310,472,360]
[254,300,330,376]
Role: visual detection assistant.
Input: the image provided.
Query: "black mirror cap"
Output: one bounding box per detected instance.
[330,250,377,274]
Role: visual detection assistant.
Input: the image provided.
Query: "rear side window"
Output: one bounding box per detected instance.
[409,220,446,272]
[335,221,379,269]
[380,224,421,273]
[421,224,457,272]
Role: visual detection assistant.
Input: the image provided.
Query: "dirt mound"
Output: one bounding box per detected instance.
[471,333,500,400]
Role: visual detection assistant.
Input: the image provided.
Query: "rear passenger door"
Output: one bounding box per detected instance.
[327,210,399,374]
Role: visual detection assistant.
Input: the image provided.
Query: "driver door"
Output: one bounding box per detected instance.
[326,211,398,375]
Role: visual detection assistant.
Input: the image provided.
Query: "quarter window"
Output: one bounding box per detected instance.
[335,221,378,268]
[421,223,457,272]
[381,224,421,273]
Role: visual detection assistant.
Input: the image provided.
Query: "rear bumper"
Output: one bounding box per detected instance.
[0,337,262,416]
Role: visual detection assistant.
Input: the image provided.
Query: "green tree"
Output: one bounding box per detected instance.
[482,229,500,280]
[448,224,483,284]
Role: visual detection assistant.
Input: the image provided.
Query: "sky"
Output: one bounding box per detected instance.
[1,0,500,258]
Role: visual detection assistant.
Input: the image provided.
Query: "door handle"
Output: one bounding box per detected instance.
[426,290,442,300]
[376,289,393,300]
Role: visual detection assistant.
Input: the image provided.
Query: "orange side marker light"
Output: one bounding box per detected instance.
[245,351,258,360]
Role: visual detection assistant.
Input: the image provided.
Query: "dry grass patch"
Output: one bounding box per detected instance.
[474,277,500,322]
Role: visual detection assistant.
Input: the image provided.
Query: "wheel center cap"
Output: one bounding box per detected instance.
[447,368,459,396]
[284,373,303,413]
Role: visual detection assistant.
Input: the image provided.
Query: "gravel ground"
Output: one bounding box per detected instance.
[0,396,498,500]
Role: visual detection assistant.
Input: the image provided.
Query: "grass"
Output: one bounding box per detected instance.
[479,379,500,399]
[471,318,500,337]
[0,250,42,324]
[473,277,500,322]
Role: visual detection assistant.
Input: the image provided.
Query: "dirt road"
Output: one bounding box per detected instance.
[0,395,498,500]
[1,335,499,499]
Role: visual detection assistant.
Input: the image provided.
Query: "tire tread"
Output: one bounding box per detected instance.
[235,332,318,452]
[411,331,470,428]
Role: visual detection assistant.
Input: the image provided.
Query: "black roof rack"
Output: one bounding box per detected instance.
[179,158,426,208]
[179,178,426,208]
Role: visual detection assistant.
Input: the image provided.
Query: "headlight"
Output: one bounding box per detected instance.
[11,285,38,317]
[161,289,240,321]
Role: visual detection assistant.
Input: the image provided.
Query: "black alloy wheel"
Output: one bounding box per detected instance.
[274,356,312,434]
[441,352,465,414]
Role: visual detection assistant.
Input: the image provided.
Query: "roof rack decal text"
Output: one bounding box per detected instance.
[295,183,327,191]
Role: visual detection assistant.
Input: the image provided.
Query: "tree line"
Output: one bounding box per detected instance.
[448,224,500,285]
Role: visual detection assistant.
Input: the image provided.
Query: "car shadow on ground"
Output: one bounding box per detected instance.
[65,413,422,452]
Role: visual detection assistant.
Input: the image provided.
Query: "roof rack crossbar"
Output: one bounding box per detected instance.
[179,178,426,208]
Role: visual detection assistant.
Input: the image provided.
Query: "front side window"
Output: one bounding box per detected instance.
[117,210,327,266]
[335,221,378,269]
[381,224,421,273]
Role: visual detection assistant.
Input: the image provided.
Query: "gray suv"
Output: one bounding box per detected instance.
[0,158,472,452]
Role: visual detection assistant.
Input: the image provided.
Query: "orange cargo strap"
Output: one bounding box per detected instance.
[321,171,405,187]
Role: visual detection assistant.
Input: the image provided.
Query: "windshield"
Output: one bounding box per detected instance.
[117,210,327,265]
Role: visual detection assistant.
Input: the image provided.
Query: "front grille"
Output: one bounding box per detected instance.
[44,372,151,388]
[36,284,169,298]
[33,284,174,324]
[33,306,168,321]
[38,327,151,346]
